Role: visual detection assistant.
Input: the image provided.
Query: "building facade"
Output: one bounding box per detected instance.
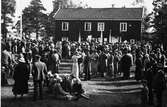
[53,8,144,43]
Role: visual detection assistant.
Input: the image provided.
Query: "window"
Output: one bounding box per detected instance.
[84,22,92,31]
[120,22,127,32]
[97,22,105,31]
[62,22,69,31]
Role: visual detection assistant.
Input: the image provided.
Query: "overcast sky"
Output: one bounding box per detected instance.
[15,0,153,20]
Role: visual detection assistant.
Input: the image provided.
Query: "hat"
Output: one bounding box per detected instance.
[53,73,62,82]
[18,57,26,63]
[35,54,41,59]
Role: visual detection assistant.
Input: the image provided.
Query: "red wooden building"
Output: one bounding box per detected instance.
[53,7,144,43]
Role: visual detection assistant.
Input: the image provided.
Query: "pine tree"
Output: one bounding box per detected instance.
[22,0,48,40]
[152,0,167,48]
[1,0,16,38]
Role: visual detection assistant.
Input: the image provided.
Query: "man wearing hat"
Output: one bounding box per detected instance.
[32,54,47,101]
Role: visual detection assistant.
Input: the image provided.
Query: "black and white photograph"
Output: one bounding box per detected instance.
[1,0,167,107]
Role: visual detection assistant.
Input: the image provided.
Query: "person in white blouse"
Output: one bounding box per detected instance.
[71,50,82,79]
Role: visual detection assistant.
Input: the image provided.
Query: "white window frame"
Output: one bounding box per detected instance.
[84,22,92,31]
[97,22,105,31]
[62,22,69,31]
[120,22,127,32]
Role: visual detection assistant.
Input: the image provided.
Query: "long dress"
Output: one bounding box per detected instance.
[12,62,30,95]
[50,53,60,74]
[83,54,91,80]
[71,55,81,79]
[98,52,108,77]
[90,52,99,76]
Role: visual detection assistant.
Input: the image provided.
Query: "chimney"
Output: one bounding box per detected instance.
[122,5,126,8]
[58,1,63,9]
[112,4,115,8]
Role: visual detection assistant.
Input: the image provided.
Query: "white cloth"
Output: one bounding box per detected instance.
[71,55,81,79]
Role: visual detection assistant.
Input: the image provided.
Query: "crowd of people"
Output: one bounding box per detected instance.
[1,37,167,107]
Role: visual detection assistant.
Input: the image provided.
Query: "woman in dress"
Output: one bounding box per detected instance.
[90,50,99,77]
[12,54,30,98]
[71,50,82,79]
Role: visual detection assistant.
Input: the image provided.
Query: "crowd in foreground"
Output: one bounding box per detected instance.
[1,38,167,107]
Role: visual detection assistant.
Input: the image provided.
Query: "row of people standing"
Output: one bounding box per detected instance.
[135,48,166,107]
[70,46,133,81]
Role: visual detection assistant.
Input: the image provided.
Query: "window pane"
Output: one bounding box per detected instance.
[98,22,104,31]
[120,22,127,32]
[62,22,68,31]
[85,22,91,31]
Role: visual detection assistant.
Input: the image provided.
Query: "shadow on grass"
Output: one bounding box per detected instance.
[1,96,142,107]
[97,88,141,94]
[89,80,140,87]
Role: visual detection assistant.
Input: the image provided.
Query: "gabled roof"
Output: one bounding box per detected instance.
[54,8,143,21]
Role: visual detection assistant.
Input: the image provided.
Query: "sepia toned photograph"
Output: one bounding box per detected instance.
[1,0,167,107]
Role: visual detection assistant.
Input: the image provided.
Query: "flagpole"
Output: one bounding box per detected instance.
[20,0,23,40]
[100,31,103,45]
[109,29,112,43]
[78,31,81,43]
[20,14,23,40]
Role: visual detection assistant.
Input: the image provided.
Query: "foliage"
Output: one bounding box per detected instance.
[131,0,144,6]
[52,0,89,10]
[152,0,167,45]
[21,0,48,39]
[45,0,90,39]
[1,0,16,38]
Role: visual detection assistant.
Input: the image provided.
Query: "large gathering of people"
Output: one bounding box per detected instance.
[1,37,167,107]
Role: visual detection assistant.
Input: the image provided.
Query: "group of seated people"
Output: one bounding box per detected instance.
[46,71,89,100]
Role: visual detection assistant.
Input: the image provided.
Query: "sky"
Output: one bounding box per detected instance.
[14,0,154,22]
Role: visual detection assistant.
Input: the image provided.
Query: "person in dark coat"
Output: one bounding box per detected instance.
[1,45,12,85]
[107,51,114,77]
[83,50,91,80]
[113,51,120,77]
[120,48,132,79]
[98,50,108,77]
[135,52,143,81]
[71,78,85,99]
[62,41,70,59]
[50,49,60,74]
[152,69,166,107]
[32,44,39,62]
[12,55,30,98]
[32,55,47,101]
[145,65,154,105]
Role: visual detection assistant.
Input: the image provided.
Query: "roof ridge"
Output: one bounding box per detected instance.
[54,8,143,20]
[60,7,143,9]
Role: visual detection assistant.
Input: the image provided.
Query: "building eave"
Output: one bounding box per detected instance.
[54,18,142,21]
[53,8,61,18]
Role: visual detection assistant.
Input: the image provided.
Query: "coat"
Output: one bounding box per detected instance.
[120,54,132,71]
[135,57,143,80]
[12,62,30,95]
[50,53,60,73]
[98,52,108,73]
[152,70,166,91]
[32,61,47,81]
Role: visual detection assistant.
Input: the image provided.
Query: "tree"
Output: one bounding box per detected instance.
[1,0,16,38]
[22,0,48,40]
[151,0,167,48]
[52,0,82,9]
[45,0,90,39]
[132,0,144,6]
